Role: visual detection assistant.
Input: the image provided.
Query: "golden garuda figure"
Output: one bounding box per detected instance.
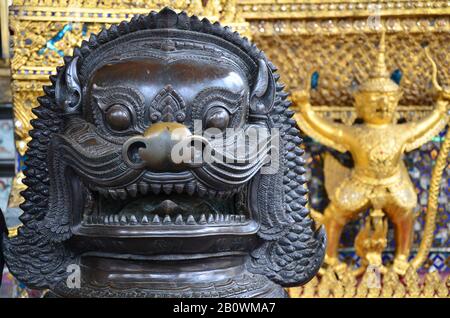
[292,32,449,275]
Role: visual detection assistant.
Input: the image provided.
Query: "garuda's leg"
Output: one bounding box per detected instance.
[384,204,415,275]
[323,202,360,265]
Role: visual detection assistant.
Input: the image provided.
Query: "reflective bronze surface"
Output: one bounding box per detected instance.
[1,8,325,298]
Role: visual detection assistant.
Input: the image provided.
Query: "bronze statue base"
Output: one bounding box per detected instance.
[51,255,286,298]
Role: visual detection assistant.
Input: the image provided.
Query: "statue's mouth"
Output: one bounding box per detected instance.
[70,172,258,238]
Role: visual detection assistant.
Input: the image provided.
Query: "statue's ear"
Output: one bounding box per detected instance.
[55,56,82,115]
[250,58,276,115]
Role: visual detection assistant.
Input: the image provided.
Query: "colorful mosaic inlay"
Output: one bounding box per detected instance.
[0,118,14,160]
[0,270,44,298]
[0,117,14,213]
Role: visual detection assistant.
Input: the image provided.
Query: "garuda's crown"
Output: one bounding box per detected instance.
[357,32,400,93]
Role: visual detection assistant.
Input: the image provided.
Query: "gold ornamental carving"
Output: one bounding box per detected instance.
[288,265,449,298]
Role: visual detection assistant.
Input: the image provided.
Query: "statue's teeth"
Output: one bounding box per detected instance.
[109,189,119,200]
[126,184,138,198]
[216,191,225,199]
[174,184,184,194]
[84,206,93,216]
[162,184,173,195]
[129,214,138,225]
[224,192,234,199]
[208,190,216,197]
[117,189,127,200]
[197,184,207,197]
[98,188,109,198]
[175,214,183,225]
[138,182,149,194]
[186,182,196,196]
[152,214,161,224]
[163,215,171,224]
[199,214,207,224]
[186,215,196,225]
[151,184,161,195]
[82,202,248,227]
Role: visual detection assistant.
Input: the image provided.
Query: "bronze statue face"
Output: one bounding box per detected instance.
[70,54,260,241]
[2,8,325,298]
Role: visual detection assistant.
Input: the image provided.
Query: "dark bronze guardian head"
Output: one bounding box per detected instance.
[2,8,325,297]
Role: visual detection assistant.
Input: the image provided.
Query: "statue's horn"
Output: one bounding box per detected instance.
[55,56,82,114]
[250,58,276,114]
[253,58,269,98]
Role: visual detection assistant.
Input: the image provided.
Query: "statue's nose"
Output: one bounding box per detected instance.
[122,122,209,171]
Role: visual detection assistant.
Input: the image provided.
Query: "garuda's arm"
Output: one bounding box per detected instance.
[405,47,449,152]
[291,90,352,153]
[404,97,448,152]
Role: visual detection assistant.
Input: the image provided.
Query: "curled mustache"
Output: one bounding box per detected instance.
[58,121,277,189]
[190,125,279,187]
[53,122,143,187]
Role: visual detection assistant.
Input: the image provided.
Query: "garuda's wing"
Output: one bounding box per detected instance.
[323,152,351,200]
[294,113,348,153]
[405,117,448,152]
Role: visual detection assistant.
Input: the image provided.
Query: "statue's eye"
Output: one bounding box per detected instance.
[204,107,230,131]
[105,104,131,131]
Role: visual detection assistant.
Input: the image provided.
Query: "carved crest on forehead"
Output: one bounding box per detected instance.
[148,85,186,123]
